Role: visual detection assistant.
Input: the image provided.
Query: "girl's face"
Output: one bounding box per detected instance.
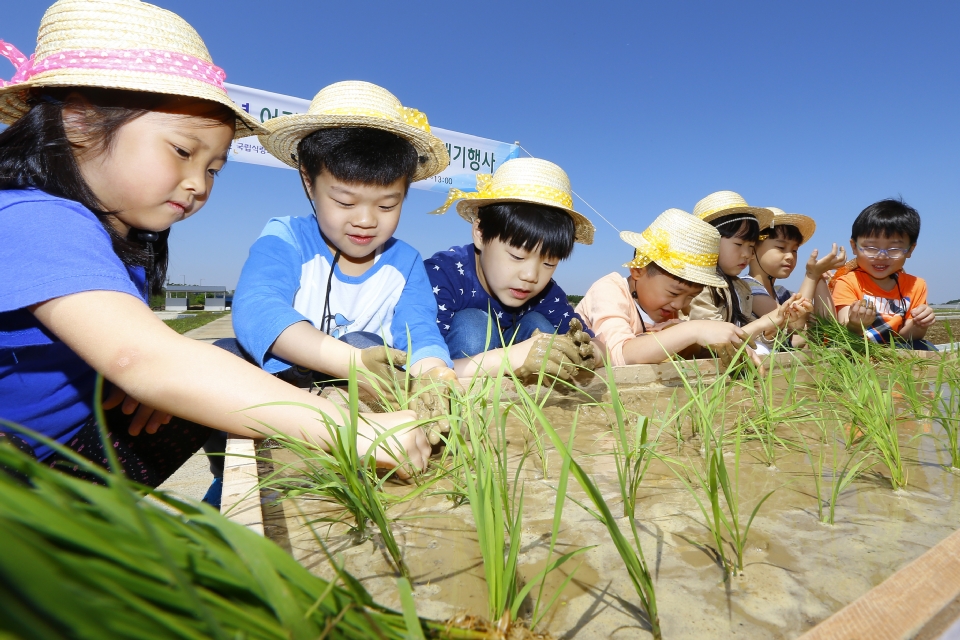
[753,235,800,280]
[70,103,234,235]
[717,233,756,276]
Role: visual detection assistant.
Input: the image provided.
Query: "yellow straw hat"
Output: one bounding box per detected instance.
[258,81,449,182]
[692,190,774,231]
[428,157,595,245]
[0,0,264,139]
[759,207,816,245]
[620,209,727,288]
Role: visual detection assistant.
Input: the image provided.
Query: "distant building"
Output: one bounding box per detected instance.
[164,285,228,312]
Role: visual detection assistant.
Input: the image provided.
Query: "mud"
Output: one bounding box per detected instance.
[259,378,960,639]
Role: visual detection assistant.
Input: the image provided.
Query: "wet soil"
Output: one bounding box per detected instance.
[259,377,960,639]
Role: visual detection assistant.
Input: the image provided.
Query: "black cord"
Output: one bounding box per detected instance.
[135,230,159,273]
[297,158,343,335]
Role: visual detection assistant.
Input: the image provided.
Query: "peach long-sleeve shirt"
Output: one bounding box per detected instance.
[575,272,659,367]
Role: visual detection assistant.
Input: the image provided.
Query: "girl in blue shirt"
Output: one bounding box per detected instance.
[0,0,430,488]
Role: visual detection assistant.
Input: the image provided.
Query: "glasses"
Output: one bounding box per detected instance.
[856,244,907,259]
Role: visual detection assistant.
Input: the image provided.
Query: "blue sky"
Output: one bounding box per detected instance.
[6,1,960,300]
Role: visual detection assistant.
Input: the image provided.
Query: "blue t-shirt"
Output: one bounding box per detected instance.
[424,244,590,352]
[0,189,147,460]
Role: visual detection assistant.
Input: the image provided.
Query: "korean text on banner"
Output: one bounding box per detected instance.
[224,83,519,193]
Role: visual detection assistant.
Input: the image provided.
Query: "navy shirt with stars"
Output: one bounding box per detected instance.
[423,243,591,342]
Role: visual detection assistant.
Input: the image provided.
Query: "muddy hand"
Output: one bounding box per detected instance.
[565,318,597,371]
[410,367,462,445]
[359,346,408,402]
[515,330,585,384]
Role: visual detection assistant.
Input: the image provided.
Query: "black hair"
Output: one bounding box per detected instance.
[707,213,760,326]
[297,127,421,190]
[475,202,576,260]
[759,224,804,244]
[0,87,235,295]
[851,198,920,246]
[644,260,703,289]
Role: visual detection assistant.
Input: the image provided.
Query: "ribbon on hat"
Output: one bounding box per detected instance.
[428,173,574,216]
[627,228,718,271]
[0,41,30,88]
[0,42,227,91]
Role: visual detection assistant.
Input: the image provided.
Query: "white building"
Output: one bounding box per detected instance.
[164,285,228,312]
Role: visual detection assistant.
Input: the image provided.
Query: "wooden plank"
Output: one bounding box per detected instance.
[799,528,960,640]
[220,436,264,536]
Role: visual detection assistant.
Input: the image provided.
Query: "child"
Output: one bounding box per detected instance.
[745,207,847,339]
[832,199,936,349]
[0,0,429,488]
[424,158,595,381]
[576,208,758,365]
[687,191,797,349]
[239,81,459,440]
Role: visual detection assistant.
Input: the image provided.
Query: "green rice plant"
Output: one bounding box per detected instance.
[923,355,960,471]
[510,376,662,639]
[0,420,486,639]
[796,409,877,524]
[736,354,810,469]
[444,361,590,634]
[255,367,432,579]
[662,422,776,578]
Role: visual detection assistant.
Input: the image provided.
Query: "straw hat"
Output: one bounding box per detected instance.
[0,0,264,138]
[427,158,595,245]
[258,81,449,182]
[620,209,727,288]
[759,207,816,245]
[692,191,774,231]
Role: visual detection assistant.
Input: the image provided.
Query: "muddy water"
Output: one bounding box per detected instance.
[260,381,960,639]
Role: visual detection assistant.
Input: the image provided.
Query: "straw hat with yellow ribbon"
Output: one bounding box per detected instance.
[692,190,774,231]
[0,0,264,139]
[620,208,727,288]
[759,207,816,245]
[258,81,449,182]
[428,157,595,245]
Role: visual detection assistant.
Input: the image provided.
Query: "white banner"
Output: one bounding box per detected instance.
[224,83,520,193]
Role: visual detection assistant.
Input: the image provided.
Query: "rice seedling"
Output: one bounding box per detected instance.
[923,355,960,471]
[444,361,590,634]
[510,376,662,639]
[796,409,877,524]
[256,367,432,579]
[0,417,486,639]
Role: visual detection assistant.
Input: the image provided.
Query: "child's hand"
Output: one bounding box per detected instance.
[359,346,408,400]
[355,410,430,480]
[410,366,463,445]
[690,321,755,368]
[806,243,847,279]
[847,300,877,329]
[784,296,814,332]
[911,303,936,328]
[648,318,683,333]
[515,319,596,384]
[103,384,172,436]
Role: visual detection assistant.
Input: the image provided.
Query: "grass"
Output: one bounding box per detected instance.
[162,310,228,334]
[737,353,808,469]
[0,410,485,639]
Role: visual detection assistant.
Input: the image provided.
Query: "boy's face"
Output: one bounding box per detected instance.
[306,170,406,266]
[630,267,703,323]
[753,236,800,280]
[849,233,914,281]
[473,222,558,308]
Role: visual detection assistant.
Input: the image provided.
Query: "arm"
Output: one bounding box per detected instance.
[621,320,752,365]
[32,291,430,477]
[799,244,846,318]
[897,279,934,340]
[390,257,455,374]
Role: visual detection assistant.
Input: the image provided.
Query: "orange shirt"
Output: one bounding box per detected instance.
[833,269,927,343]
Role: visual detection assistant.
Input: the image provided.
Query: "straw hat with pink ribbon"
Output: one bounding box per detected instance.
[428,157,595,245]
[0,0,264,138]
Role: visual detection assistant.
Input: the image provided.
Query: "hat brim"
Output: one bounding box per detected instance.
[258,114,449,182]
[771,213,816,245]
[456,197,595,245]
[700,205,774,231]
[619,230,727,288]
[0,69,266,139]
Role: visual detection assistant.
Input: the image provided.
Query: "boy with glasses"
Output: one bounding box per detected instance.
[833,199,936,348]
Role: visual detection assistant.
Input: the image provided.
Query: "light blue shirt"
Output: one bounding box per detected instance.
[233,214,452,373]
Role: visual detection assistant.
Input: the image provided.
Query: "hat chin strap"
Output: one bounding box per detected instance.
[714,215,757,227]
